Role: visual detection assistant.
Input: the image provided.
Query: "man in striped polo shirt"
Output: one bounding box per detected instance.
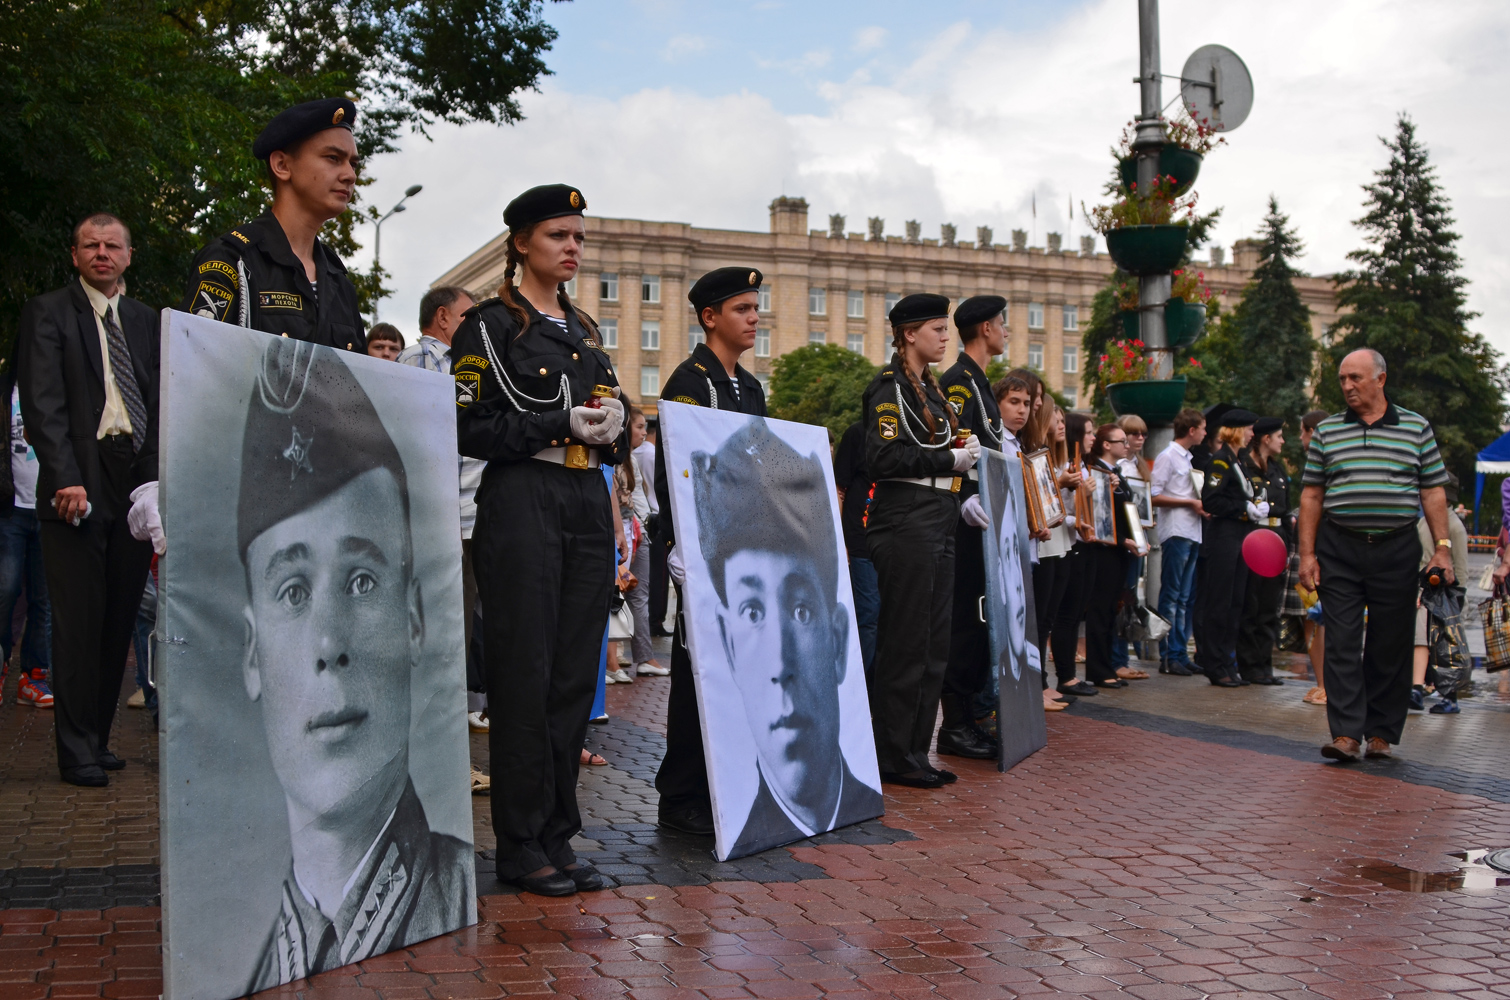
[1297,349,1453,762]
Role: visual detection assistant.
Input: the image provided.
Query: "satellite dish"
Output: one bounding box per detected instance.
[1180,44,1254,132]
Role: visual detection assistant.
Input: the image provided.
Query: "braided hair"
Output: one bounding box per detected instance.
[891,321,958,438]
[496,224,600,339]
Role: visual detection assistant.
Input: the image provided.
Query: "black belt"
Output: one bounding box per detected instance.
[1323,517,1416,542]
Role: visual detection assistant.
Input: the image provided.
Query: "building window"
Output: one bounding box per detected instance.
[1027,342,1044,370]
[688,325,704,352]
[600,273,618,301]
[755,372,771,393]
[1063,344,1079,374]
[564,276,578,297]
[885,292,900,316]
[809,287,826,315]
[642,275,660,303]
[1028,302,1044,330]
[1001,301,1009,327]
[847,290,864,318]
[640,366,660,398]
[755,328,771,357]
[809,330,826,346]
[641,321,659,351]
[758,285,772,312]
[600,318,618,349]
[1062,304,1078,331]
[847,333,865,354]
[1062,386,1078,409]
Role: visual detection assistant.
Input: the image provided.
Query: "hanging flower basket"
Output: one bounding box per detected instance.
[1117,310,1140,341]
[1107,376,1188,425]
[1164,298,1207,350]
[1105,225,1189,276]
[1119,146,1203,194]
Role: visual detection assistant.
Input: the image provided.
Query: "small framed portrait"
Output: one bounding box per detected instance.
[1076,468,1118,544]
[1124,502,1150,555]
[1190,468,1205,496]
[1019,449,1066,533]
[1126,478,1154,527]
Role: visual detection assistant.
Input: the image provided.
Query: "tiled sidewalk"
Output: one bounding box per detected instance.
[3,656,1510,999]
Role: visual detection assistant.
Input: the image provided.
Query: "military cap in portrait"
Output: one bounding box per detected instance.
[888,293,951,327]
[953,294,1007,330]
[503,184,587,231]
[252,98,358,160]
[688,267,763,313]
[1221,408,1259,428]
[1252,416,1283,436]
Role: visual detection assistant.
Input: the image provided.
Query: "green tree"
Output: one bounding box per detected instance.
[1320,114,1507,486]
[767,344,877,440]
[0,0,562,355]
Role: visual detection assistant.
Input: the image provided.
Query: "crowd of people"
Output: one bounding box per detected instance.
[2,97,1472,904]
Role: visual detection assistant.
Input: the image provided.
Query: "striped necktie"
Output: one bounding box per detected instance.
[103,305,148,453]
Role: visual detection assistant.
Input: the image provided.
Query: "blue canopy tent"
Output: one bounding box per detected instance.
[1474,429,1510,532]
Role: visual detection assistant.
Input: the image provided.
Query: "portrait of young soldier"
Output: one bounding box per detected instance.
[690,418,882,857]
[236,339,471,990]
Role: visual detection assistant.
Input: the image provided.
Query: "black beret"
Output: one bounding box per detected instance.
[503,184,586,231]
[237,338,408,562]
[889,293,951,327]
[1221,408,1258,428]
[253,98,357,160]
[1252,416,1283,436]
[689,267,762,313]
[954,294,1007,330]
[691,418,837,606]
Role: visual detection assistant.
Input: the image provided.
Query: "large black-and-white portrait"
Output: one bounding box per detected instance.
[659,404,883,861]
[978,450,1047,770]
[156,312,475,1000]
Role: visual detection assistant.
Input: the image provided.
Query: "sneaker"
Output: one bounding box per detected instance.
[636,661,670,676]
[467,711,489,733]
[607,668,633,684]
[17,675,53,708]
[1408,686,1425,711]
[1429,700,1460,715]
[127,688,147,710]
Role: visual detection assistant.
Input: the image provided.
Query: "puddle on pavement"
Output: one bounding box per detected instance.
[1347,855,1510,893]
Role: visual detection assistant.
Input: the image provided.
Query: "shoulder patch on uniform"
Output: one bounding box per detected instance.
[230,230,250,244]
[693,362,707,372]
[191,281,232,321]
[198,260,237,280]
[878,415,898,440]
[456,354,488,370]
[258,291,303,312]
[455,371,479,408]
[880,369,893,377]
[951,383,974,400]
[875,402,899,415]
[672,395,699,405]
[948,399,963,416]
[1210,459,1229,470]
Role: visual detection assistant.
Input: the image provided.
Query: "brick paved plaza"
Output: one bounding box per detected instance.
[3,640,1510,1000]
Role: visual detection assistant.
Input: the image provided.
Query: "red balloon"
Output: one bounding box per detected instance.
[1242,528,1288,578]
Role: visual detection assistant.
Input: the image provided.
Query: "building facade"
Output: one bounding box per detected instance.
[433,197,1342,411]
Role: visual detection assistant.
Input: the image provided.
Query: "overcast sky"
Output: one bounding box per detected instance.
[356,0,1510,359]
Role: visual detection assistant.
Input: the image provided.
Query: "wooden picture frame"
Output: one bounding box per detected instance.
[1126,477,1154,527]
[1124,502,1150,554]
[1019,449,1066,532]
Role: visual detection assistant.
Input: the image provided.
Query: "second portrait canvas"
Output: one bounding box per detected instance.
[659,403,884,861]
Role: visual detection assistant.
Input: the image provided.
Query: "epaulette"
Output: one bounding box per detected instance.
[693,361,706,372]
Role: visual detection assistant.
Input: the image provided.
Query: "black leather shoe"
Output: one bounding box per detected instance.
[1210,676,1241,688]
[61,765,108,787]
[651,626,674,638]
[936,725,996,759]
[1159,661,1193,676]
[564,864,608,892]
[97,751,126,771]
[881,769,945,789]
[927,766,958,784]
[658,801,715,836]
[1258,677,1285,686]
[1058,681,1097,696]
[504,871,577,896]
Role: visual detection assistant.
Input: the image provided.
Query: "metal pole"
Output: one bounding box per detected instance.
[373,219,384,322]
[1134,0,1172,385]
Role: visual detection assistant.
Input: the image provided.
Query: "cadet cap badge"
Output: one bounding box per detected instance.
[332,107,345,125]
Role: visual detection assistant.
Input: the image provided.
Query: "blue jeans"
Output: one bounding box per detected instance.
[1158,536,1200,665]
[131,568,157,713]
[0,505,50,679]
[848,556,880,681]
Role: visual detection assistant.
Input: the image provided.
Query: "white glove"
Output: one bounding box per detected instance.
[1255,500,1271,518]
[667,544,686,587]
[1245,501,1262,521]
[128,481,165,555]
[961,494,990,529]
[951,435,980,473]
[569,396,625,445]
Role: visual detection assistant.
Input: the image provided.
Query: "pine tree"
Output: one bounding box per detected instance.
[1320,114,1506,485]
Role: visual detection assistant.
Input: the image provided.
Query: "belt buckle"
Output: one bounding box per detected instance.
[564,444,591,469]
[950,477,962,493]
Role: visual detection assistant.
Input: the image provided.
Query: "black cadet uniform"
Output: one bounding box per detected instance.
[1236,417,1292,684]
[451,184,622,893]
[935,294,1007,761]
[653,268,766,835]
[180,98,366,353]
[864,294,966,788]
[1193,409,1258,686]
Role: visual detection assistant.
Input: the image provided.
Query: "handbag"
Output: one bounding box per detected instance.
[1116,596,1171,643]
[1480,584,1510,673]
[608,588,635,640]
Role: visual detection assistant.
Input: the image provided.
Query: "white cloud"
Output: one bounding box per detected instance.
[853,26,887,53]
[661,34,708,61]
[363,0,1510,363]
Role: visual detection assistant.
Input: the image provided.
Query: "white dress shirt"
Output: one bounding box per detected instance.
[1151,440,1202,544]
[79,278,133,440]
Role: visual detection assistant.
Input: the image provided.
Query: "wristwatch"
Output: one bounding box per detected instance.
[1436,538,1452,549]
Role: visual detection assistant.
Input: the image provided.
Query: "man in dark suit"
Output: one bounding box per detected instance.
[18,213,158,787]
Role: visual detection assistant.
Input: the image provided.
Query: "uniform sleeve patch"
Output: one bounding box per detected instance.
[191,281,232,321]
[875,402,899,415]
[953,383,974,399]
[456,354,489,370]
[672,395,699,405]
[198,260,237,280]
[454,371,480,408]
[878,415,898,440]
[258,291,303,311]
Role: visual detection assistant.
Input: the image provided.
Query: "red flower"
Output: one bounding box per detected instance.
[1133,339,1145,348]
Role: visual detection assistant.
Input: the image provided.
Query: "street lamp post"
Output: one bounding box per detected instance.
[372,183,423,322]
[1134,0,1171,381]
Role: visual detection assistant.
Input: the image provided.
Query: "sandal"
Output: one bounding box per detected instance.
[470,767,491,794]
[580,749,608,766]
[1116,667,1149,680]
[1302,687,1327,706]
[1044,697,1068,712]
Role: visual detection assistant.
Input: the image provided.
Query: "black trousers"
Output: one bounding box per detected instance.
[1050,546,1086,686]
[942,519,987,701]
[1075,544,1127,685]
[461,538,485,697]
[649,527,670,632]
[1194,518,1250,681]
[1316,521,1420,743]
[474,460,613,878]
[1237,567,1284,681]
[866,483,958,774]
[653,583,708,811]
[38,435,152,773]
[1033,554,1072,686]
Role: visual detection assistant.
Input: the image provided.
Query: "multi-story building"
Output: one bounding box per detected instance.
[433,197,1342,411]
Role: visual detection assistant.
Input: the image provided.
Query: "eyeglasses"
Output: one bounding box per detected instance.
[1106,436,1127,444]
